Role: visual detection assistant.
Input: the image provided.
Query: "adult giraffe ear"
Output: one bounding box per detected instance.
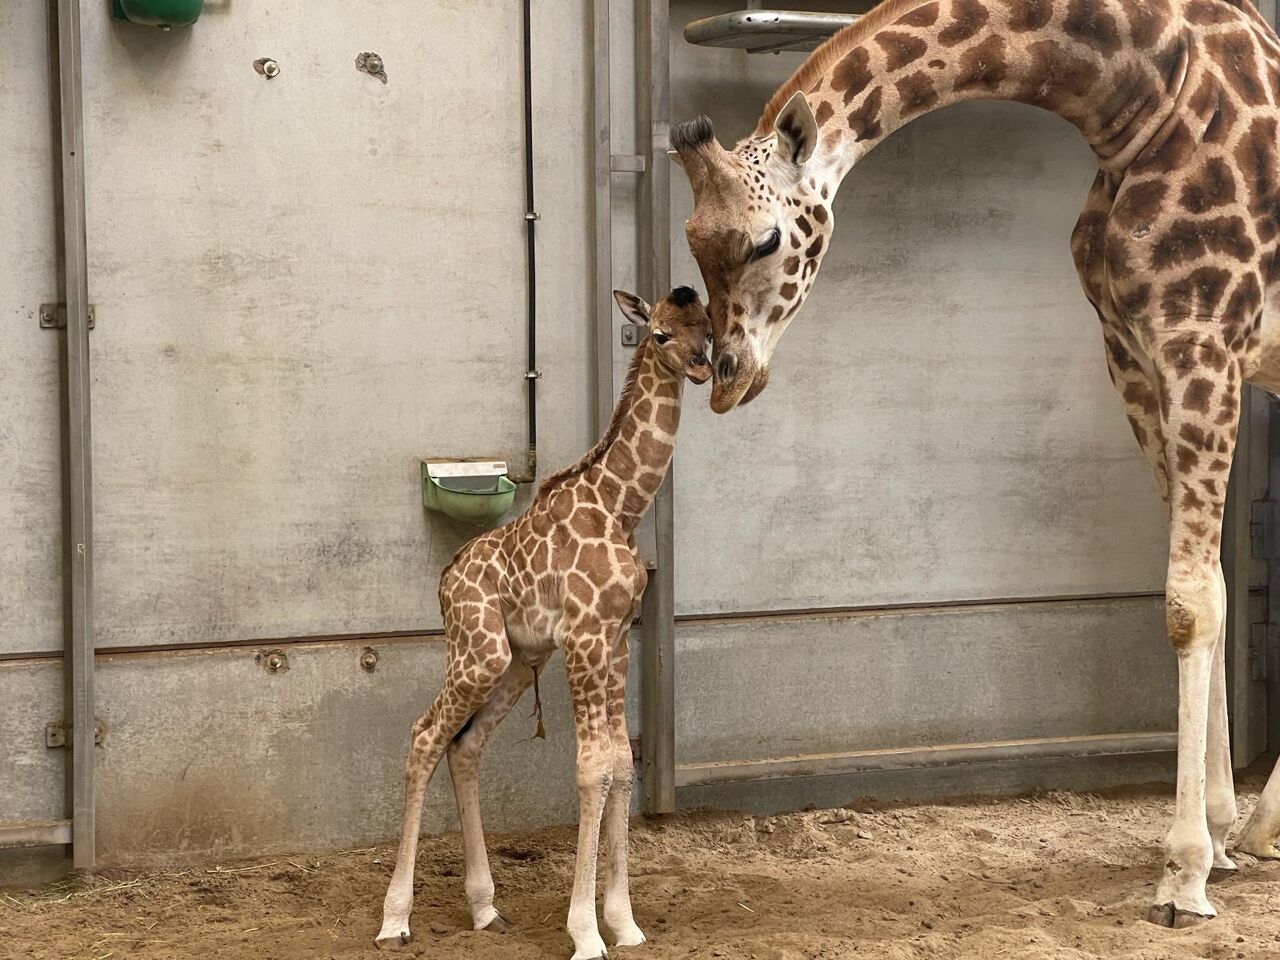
[613,290,652,326]
[774,91,817,166]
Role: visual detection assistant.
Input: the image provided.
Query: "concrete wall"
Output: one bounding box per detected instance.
[1,0,1189,869]
[0,4,63,658]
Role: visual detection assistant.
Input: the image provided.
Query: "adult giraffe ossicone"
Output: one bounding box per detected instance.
[673,0,1280,928]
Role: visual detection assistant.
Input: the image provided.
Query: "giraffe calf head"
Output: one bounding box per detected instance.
[670,94,833,413]
[613,287,713,384]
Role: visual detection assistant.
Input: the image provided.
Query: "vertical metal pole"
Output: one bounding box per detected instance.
[637,0,676,815]
[51,0,96,869]
[592,0,615,435]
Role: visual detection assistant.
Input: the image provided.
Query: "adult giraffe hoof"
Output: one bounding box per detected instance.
[1147,903,1212,928]
[373,929,413,951]
[1211,853,1238,873]
[482,913,510,934]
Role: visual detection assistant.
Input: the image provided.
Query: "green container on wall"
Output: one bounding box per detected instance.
[110,0,202,27]
[422,461,516,527]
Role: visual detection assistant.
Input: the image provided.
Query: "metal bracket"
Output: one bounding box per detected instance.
[620,324,644,347]
[610,154,646,173]
[1251,499,1279,559]
[1251,624,1271,681]
[45,719,106,749]
[39,302,95,330]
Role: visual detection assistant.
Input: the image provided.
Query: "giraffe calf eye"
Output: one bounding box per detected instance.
[652,332,670,345]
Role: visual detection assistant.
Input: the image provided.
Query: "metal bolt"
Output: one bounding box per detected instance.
[256,649,289,673]
[360,647,379,672]
[254,58,280,78]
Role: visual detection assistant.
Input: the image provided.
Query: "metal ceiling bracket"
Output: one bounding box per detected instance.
[40,302,95,329]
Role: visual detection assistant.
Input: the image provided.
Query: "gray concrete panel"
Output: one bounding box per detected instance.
[673,597,1176,766]
[668,2,1169,616]
[0,633,637,866]
[0,5,63,656]
[2,598,1174,865]
[68,2,597,649]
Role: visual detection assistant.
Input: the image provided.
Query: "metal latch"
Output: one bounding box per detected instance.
[39,303,96,330]
[45,719,106,749]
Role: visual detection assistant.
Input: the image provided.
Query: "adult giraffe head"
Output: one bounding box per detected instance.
[671,91,833,413]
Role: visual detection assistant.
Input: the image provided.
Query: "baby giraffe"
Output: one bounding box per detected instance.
[376,286,712,959]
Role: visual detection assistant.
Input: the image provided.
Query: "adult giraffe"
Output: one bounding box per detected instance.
[671,0,1280,928]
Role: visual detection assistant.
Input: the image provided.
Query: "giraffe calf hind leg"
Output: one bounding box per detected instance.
[375,602,513,951]
[446,661,536,932]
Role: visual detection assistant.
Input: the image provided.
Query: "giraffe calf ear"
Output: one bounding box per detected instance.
[774,91,817,166]
[613,290,652,326]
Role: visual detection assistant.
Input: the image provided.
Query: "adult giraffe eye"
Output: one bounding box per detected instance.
[753,228,781,260]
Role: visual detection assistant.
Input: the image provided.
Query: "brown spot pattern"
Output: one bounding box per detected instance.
[939,0,989,46]
[875,31,929,71]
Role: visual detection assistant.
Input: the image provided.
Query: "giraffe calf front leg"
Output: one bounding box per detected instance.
[601,619,644,948]
[447,662,534,932]
[563,630,615,960]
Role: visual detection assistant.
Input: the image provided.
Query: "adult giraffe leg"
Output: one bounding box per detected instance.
[375,592,513,951]
[563,625,616,960]
[1145,330,1239,927]
[446,659,536,931]
[1237,755,1280,858]
[601,598,645,948]
[1206,572,1237,871]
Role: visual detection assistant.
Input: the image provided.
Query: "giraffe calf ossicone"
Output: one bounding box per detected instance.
[375,287,712,960]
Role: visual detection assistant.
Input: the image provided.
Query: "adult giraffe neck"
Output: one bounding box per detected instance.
[759,0,1191,179]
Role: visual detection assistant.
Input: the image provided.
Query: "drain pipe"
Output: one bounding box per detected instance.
[510,0,539,484]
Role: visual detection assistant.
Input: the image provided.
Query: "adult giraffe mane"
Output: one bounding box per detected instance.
[753,0,929,137]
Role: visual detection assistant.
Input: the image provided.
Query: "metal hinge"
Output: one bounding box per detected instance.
[1251,499,1280,559]
[45,719,107,749]
[39,303,96,330]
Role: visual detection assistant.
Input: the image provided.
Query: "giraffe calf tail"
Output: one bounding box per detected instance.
[530,667,546,740]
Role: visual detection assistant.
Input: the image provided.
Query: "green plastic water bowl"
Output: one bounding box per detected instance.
[111,0,203,27]
[422,461,515,527]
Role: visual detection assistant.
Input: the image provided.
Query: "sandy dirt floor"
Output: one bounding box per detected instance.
[6,780,1280,960]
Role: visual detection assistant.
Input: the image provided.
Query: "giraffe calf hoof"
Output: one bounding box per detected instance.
[373,930,413,951]
[1147,903,1211,928]
[1210,854,1238,874]
[482,914,510,934]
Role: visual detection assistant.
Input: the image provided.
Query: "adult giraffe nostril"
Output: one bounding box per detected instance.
[716,354,737,383]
